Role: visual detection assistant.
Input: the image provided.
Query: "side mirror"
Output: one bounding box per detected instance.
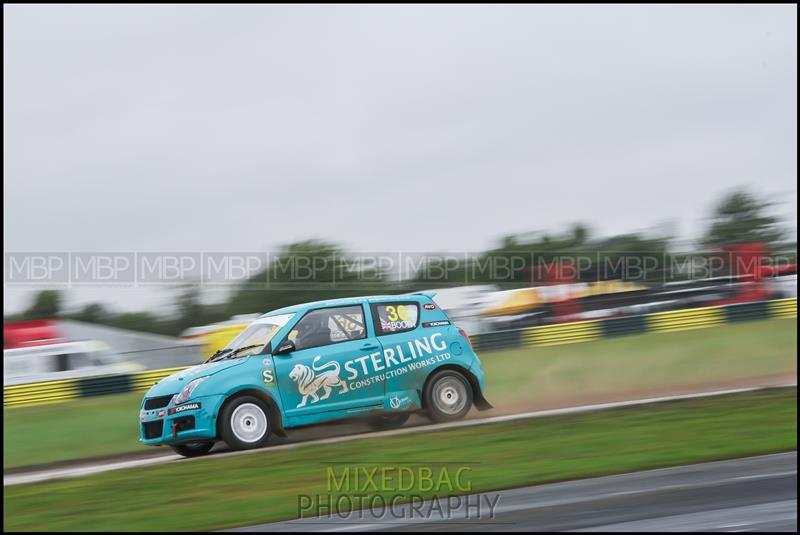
[274,340,295,355]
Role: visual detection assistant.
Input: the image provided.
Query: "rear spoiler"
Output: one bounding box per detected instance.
[408,290,438,300]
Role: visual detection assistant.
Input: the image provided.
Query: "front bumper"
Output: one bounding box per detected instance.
[139,394,224,446]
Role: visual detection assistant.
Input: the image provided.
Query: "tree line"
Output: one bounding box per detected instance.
[7,189,794,337]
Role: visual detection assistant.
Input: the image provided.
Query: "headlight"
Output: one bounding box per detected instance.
[173,377,208,405]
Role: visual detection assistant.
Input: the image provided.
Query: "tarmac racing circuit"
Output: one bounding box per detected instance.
[234,452,797,532]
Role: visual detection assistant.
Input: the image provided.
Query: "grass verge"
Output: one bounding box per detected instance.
[3,387,797,531]
[3,318,796,469]
[480,317,797,407]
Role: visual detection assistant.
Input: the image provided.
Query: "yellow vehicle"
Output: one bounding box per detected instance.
[181,315,259,360]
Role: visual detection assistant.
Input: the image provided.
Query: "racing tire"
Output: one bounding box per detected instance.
[219,396,272,450]
[171,441,214,458]
[423,370,473,423]
[367,412,410,431]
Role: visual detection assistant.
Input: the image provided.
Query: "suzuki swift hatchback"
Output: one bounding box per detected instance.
[139,293,491,457]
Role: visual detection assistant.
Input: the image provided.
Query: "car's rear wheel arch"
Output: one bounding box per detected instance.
[217,389,286,438]
[420,364,480,411]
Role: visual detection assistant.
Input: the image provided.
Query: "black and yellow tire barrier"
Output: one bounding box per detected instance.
[4,378,82,408]
[4,366,188,408]
[646,306,727,333]
[771,297,798,319]
[472,297,796,352]
[521,320,602,347]
[4,298,796,408]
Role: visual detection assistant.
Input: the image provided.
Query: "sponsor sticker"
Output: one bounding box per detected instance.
[423,303,436,310]
[380,318,415,332]
[376,304,419,333]
[287,334,451,409]
[389,395,412,409]
[423,321,450,328]
[262,368,275,385]
[168,402,201,415]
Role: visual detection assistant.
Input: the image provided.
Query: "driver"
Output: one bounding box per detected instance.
[295,313,331,349]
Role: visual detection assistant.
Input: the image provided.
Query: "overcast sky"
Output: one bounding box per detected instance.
[3,4,797,314]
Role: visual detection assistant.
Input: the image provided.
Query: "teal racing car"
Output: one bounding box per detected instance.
[139,293,491,457]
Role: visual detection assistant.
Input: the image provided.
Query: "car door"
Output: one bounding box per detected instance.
[273,304,384,420]
[369,300,436,406]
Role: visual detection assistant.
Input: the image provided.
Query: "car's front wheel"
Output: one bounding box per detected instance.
[219,396,272,450]
[171,441,214,458]
[424,370,473,422]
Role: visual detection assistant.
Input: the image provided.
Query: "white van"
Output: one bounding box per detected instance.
[3,340,143,386]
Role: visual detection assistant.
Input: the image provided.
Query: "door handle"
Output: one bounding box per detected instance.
[360,343,379,351]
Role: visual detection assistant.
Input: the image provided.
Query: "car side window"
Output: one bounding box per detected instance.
[372,302,420,336]
[292,305,366,350]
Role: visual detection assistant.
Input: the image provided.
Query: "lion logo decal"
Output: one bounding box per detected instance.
[289,356,349,408]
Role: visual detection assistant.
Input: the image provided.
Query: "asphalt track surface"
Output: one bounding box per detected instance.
[6,384,793,487]
[232,452,797,532]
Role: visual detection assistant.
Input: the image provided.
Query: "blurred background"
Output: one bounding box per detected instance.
[2,1,797,477]
[4,4,796,381]
[3,5,797,532]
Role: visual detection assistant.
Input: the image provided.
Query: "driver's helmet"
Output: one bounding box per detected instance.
[296,313,330,347]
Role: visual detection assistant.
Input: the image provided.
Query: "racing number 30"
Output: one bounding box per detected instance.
[384,305,410,321]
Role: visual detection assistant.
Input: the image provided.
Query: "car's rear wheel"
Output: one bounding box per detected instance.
[367,412,410,431]
[219,396,272,450]
[171,441,214,458]
[424,370,473,422]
